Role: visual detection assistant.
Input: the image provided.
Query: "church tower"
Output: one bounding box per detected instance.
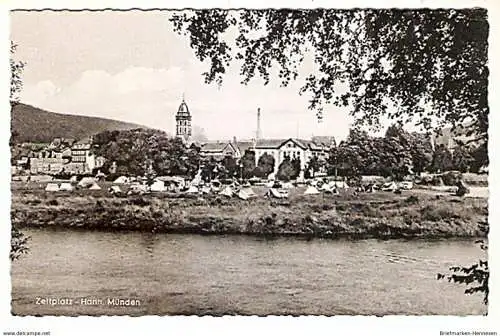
[175,96,192,142]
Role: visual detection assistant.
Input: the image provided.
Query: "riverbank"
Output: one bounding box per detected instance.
[11,187,488,239]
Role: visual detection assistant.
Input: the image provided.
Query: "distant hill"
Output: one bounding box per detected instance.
[11,103,149,143]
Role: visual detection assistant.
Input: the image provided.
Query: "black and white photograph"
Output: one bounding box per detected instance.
[6,3,493,323]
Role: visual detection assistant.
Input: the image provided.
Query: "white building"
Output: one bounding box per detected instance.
[254,137,335,174]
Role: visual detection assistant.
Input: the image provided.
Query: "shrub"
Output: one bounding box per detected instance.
[129,197,151,207]
[46,199,59,206]
[404,195,419,204]
[441,171,463,186]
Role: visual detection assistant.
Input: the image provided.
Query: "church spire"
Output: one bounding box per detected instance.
[175,96,192,142]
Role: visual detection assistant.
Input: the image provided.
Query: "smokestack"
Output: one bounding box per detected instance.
[256,107,262,140]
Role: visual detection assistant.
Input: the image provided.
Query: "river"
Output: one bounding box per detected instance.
[11,228,487,316]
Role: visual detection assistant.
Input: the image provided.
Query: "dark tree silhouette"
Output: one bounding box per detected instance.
[255,153,275,177]
[11,226,30,261]
[437,221,489,306]
[276,158,296,181]
[171,9,488,140]
[239,150,256,178]
[10,41,29,261]
[10,41,25,105]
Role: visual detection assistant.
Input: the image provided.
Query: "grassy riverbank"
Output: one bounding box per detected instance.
[11,186,488,239]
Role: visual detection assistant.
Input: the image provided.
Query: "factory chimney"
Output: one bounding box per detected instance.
[256,107,262,140]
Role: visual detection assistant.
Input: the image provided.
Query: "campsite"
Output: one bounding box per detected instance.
[11,171,488,240]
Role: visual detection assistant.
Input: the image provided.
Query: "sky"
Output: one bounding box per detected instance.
[10,10,358,141]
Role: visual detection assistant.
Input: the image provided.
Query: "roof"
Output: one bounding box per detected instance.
[310,136,336,147]
[255,138,312,150]
[75,137,92,145]
[176,99,191,118]
[236,141,255,154]
[200,142,231,152]
[255,139,291,149]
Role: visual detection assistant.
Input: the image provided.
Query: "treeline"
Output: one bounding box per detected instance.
[92,126,488,182]
[328,125,488,180]
[93,129,201,178]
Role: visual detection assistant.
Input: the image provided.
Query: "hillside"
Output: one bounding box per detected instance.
[11,103,149,143]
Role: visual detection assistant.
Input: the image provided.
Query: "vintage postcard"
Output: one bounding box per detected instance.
[2,0,498,334]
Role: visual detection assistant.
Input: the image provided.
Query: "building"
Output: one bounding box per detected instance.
[200,137,256,160]
[64,137,97,174]
[253,138,334,174]
[200,141,240,160]
[29,150,65,175]
[175,97,192,142]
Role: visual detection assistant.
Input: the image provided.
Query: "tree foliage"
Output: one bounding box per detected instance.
[171,9,488,140]
[201,156,221,181]
[10,41,25,105]
[240,150,256,179]
[438,221,489,306]
[430,144,454,173]
[11,226,30,261]
[452,145,475,173]
[305,155,323,178]
[220,155,238,179]
[255,153,275,177]
[329,125,418,180]
[93,129,200,178]
[276,158,296,182]
[10,41,29,261]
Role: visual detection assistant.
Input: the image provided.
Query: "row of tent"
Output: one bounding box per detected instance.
[182,185,259,200]
[45,182,102,192]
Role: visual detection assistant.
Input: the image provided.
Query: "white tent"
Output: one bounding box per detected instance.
[267,188,288,199]
[45,183,59,192]
[296,170,305,184]
[323,185,339,194]
[237,187,257,200]
[78,177,96,188]
[150,180,165,192]
[109,185,122,194]
[89,183,102,190]
[189,169,203,187]
[320,182,332,191]
[267,172,276,181]
[113,176,129,184]
[219,186,234,197]
[201,186,211,194]
[282,182,294,189]
[70,176,78,182]
[59,182,74,191]
[265,180,275,188]
[304,186,320,195]
[211,180,222,192]
[381,182,398,191]
[186,185,199,194]
[332,181,349,189]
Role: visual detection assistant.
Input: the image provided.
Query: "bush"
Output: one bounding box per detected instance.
[441,171,463,186]
[129,197,151,206]
[404,195,419,204]
[46,199,59,206]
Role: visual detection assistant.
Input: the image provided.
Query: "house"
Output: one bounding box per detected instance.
[68,137,96,173]
[200,141,241,160]
[29,150,65,175]
[48,137,76,150]
[253,138,334,174]
[235,140,256,157]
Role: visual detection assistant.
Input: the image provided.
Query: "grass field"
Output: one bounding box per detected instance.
[11,180,488,239]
